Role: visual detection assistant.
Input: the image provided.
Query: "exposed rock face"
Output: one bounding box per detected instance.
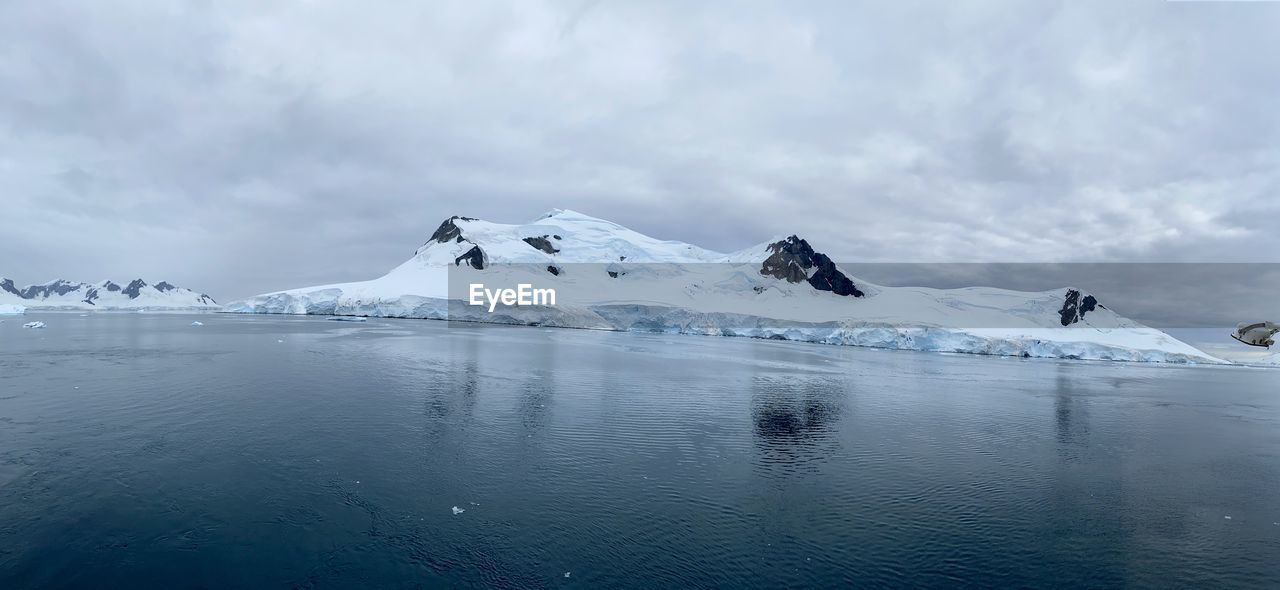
[83,287,99,305]
[523,236,560,254]
[1,278,22,297]
[155,281,176,292]
[759,236,864,297]
[454,245,486,270]
[123,279,147,299]
[103,281,121,292]
[20,280,83,299]
[428,216,477,245]
[1058,289,1099,326]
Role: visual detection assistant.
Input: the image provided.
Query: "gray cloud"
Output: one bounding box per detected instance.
[1,0,1278,302]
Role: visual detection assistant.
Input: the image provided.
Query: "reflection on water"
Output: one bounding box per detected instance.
[1053,366,1091,461]
[751,375,844,476]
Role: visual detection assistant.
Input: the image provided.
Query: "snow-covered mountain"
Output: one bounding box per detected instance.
[0,277,218,310]
[226,209,1219,363]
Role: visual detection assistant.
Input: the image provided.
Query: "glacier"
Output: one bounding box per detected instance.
[225,209,1223,364]
[0,303,25,315]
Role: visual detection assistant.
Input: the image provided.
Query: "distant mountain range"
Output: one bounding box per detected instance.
[225,209,1217,363]
[0,278,217,310]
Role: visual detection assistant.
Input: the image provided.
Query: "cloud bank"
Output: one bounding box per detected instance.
[1,0,1277,300]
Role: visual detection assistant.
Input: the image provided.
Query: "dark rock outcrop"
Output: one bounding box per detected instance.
[454,245,486,270]
[20,280,83,299]
[759,236,864,297]
[103,281,121,292]
[155,281,176,293]
[523,236,560,254]
[1,278,20,297]
[83,288,99,305]
[123,279,147,299]
[546,265,561,276]
[428,216,477,245]
[1058,289,1099,326]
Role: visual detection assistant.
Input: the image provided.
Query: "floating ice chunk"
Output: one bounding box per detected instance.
[451,506,465,515]
[1224,515,1232,520]
[277,339,284,343]
[22,321,45,329]
[191,321,204,326]
[326,316,368,322]
[564,572,571,578]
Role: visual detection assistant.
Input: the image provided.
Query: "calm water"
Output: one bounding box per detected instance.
[1,313,1278,589]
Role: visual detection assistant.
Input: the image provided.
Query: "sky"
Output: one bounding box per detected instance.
[2,0,1278,302]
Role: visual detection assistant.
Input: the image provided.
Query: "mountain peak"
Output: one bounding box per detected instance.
[426,215,479,247]
[760,235,864,297]
[532,209,618,226]
[123,279,148,299]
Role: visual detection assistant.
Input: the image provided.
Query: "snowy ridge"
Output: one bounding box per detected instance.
[226,210,1221,364]
[0,277,218,310]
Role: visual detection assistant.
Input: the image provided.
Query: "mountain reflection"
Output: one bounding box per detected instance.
[1053,366,1090,462]
[751,375,845,474]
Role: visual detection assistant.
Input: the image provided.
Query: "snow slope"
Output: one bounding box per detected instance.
[0,278,218,310]
[226,209,1221,364]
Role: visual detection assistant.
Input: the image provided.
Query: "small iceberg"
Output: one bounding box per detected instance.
[451,506,465,515]
[191,321,204,326]
[0,304,26,315]
[23,321,46,329]
[326,316,368,322]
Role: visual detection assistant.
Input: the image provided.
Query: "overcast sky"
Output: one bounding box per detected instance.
[2,0,1278,301]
